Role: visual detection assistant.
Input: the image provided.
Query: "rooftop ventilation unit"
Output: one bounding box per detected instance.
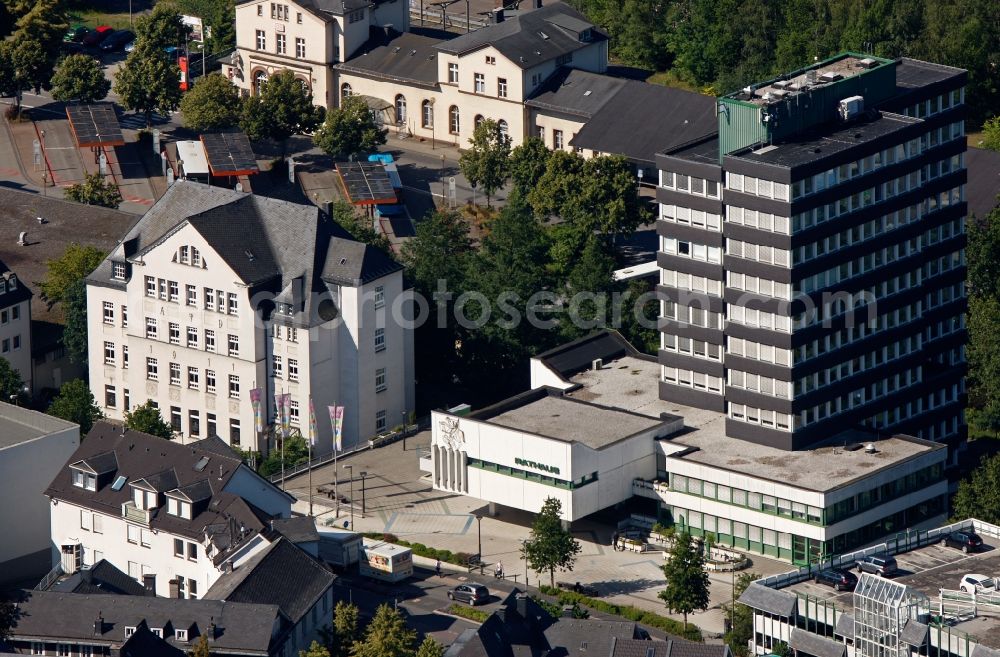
[838,95,865,121]
[805,69,818,84]
[772,80,792,89]
[592,358,603,371]
[865,442,877,454]
[859,57,879,69]
[770,89,789,99]
[820,71,843,82]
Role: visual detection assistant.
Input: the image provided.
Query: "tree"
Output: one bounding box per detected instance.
[953,453,1000,524]
[125,400,173,439]
[528,150,585,219]
[967,295,1000,436]
[771,641,791,657]
[48,379,103,435]
[659,531,710,630]
[415,637,444,657]
[562,237,616,340]
[301,642,332,657]
[400,210,473,296]
[114,5,186,128]
[50,54,110,103]
[0,357,25,403]
[350,603,416,657]
[570,155,648,239]
[966,208,1000,300]
[180,73,241,131]
[984,115,1000,152]
[521,497,582,588]
[189,633,211,657]
[313,95,387,157]
[136,3,189,52]
[459,118,512,207]
[38,243,106,309]
[258,434,309,478]
[65,173,123,209]
[723,572,760,657]
[0,0,67,115]
[240,70,322,142]
[320,601,360,657]
[0,597,19,644]
[509,137,550,194]
[330,200,393,254]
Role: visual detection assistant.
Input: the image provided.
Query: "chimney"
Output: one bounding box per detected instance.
[169,578,180,599]
[492,7,504,23]
[208,617,217,642]
[94,613,104,636]
[515,594,528,619]
[533,0,542,7]
[81,566,93,583]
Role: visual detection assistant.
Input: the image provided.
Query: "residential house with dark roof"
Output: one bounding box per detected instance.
[3,590,290,656]
[227,0,409,107]
[45,422,294,598]
[85,180,413,453]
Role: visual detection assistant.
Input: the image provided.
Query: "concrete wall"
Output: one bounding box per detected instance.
[0,297,31,392]
[0,411,78,585]
[528,357,572,390]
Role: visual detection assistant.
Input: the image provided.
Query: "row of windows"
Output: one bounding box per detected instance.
[727,403,794,431]
[795,341,922,396]
[796,240,929,296]
[728,370,792,399]
[270,355,301,382]
[796,302,927,364]
[0,304,21,325]
[271,324,300,342]
[900,89,964,119]
[660,237,723,264]
[661,333,721,361]
[660,204,722,232]
[143,277,239,315]
[0,275,19,294]
[727,272,793,301]
[466,456,597,490]
[728,337,792,366]
[728,305,793,333]
[1,334,22,354]
[662,300,723,329]
[254,29,307,58]
[795,366,926,429]
[660,269,723,297]
[662,366,723,394]
[786,137,927,201]
[726,174,790,201]
[726,239,791,267]
[669,474,821,523]
[536,126,576,151]
[660,172,721,198]
[725,206,791,235]
[144,358,239,397]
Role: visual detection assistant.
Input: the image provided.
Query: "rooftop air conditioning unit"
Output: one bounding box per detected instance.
[838,95,865,121]
[806,69,818,84]
[859,57,879,69]
[772,80,791,89]
[820,72,843,83]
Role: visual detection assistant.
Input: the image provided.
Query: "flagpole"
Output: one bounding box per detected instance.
[280,389,285,492]
[308,397,314,517]
[334,399,340,519]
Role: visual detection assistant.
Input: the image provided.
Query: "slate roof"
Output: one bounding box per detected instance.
[45,422,283,544]
[435,2,606,70]
[86,181,401,326]
[444,590,552,657]
[789,628,846,657]
[534,330,646,381]
[337,31,442,87]
[525,68,627,119]
[543,618,638,657]
[900,620,929,646]
[966,146,1000,220]
[571,80,716,166]
[270,515,320,544]
[238,0,370,22]
[50,559,152,596]
[9,590,280,655]
[203,538,335,624]
[834,612,854,638]
[738,583,798,618]
[609,640,729,657]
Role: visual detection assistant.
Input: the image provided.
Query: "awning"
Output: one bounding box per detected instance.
[789,628,846,657]
[834,613,854,638]
[357,95,392,112]
[900,620,928,646]
[738,583,797,618]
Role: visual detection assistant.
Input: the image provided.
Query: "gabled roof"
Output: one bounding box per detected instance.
[45,422,279,542]
[204,538,335,624]
[131,469,179,493]
[72,450,119,475]
[270,516,320,544]
[570,80,716,167]
[525,68,627,119]
[237,0,369,23]
[50,559,152,597]
[738,583,798,618]
[435,2,605,70]
[543,618,638,657]
[337,31,442,88]
[86,181,401,325]
[789,628,846,657]
[9,590,279,655]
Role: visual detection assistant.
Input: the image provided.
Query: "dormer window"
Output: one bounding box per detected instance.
[113,262,127,280]
[125,627,136,638]
[167,497,192,519]
[175,629,188,642]
[151,628,162,638]
[178,246,201,266]
[72,469,97,491]
[580,28,592,42]
[131,485,158,510]
[6,276,14,290]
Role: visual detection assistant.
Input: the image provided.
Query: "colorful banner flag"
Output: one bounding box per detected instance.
[249,388,263,433]
[308,398,318,447]
[280,393,292,437]
[329,405,344,452]
[274,392,285,438]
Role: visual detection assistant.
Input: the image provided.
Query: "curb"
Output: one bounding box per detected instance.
[432,607,486,625]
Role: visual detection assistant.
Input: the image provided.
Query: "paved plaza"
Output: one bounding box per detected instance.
[282,433,791,638]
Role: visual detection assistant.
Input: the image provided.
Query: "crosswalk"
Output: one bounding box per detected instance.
[118,111,172,130]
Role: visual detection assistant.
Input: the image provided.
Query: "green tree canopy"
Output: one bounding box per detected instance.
[967,295,1000,436]
[349,603,416,657]
[984,116,1000,152]
[521,497,582,587]
[38,243,106,309]
[562,237,616,340]
[47,379,103,435]
[0,597,19,644]
[240,70,322,142]
[659,531,710,629]
[114,5,187,128]
[258,434,309,477]
[301,642,333,657]
[50,53,110,103]
[321,601,360,657]
[137,3,189,51]
[528,150,585,219]
[572,155,648,238]
[415,637,444,657]
[401,210,473,296]
[330,199,392,254]
[954,454,1000,524]
[313,95,387,157]
[63,278,89,364]
[723,572,760,657]
[65,173,123,209]
[967,207,1000,300]
[125,400,173,439]
[509,137,550,194]
[180,72,241,131]
[0,0,68,113]
[459,118,512,207]
[0,357,25,402]
[189,633,211,657]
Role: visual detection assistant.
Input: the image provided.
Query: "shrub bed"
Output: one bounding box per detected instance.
[445,604,490,623]
[538,585,703,642]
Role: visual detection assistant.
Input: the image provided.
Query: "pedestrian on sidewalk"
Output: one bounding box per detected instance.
[612,532,618,551]
[435,559,442,577]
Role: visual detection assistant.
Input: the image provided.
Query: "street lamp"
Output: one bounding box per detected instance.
[521,539,529,587]
[429,98,436,150]
[344,464,354,530]
[359,470,368,517]
[475,513,483,574]
[401,410,407,451]
[440,153,446,197]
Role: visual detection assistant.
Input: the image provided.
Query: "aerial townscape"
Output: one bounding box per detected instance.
[2,0,1000,656]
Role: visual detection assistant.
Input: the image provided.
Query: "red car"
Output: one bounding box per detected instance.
[83,25,113,47]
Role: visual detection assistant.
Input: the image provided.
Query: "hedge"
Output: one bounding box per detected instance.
[538,585,703,642]
[445,604,490,623]
[362,533,474,567]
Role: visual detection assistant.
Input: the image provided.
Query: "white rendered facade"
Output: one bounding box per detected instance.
[0,269,32,392]
[0,406,78,584]
[86,182,414,454]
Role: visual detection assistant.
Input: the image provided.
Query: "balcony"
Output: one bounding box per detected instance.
[122,501,150,526]
[632,478,670,500]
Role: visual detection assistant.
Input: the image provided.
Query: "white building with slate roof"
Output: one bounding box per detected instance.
[85,180,414,454]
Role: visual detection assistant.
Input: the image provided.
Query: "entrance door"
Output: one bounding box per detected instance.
[792,534,808,565]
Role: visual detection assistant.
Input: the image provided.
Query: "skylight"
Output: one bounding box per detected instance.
[111,475,128,491]
[194,456,210,472]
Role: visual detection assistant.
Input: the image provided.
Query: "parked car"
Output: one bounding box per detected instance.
[60,42,87,56]
[959,574,996,594]
[99,30,135,52]
[64,25,89,42]
[856,555,899,577]
[447,583,490,605]
[943,531,985,553]
[82,25,113,47]
[814,569,858,591]
[124,40,135,53]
